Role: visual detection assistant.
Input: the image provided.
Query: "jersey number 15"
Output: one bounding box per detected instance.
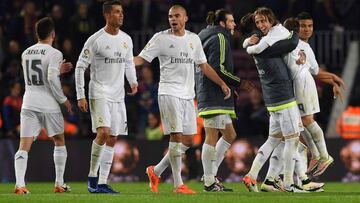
[25,59,44,86]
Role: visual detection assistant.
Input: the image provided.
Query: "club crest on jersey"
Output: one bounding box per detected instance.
[105,45,111,50]
[123,42,128,49]
[189,43,193,50]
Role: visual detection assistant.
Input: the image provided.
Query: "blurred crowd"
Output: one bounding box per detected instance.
[0,0,359,140]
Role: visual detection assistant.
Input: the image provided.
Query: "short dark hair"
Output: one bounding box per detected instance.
[297,12,313,20]
[35,17,55,40]
[283,17,299,32]
[103,0,122,14]
[253,7,278,26]
[206,9,233,26]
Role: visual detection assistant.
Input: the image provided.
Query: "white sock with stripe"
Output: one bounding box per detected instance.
[14,150,28,187]
[54,146,67,186]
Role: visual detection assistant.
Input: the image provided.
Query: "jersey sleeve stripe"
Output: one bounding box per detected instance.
[217,33,241,83]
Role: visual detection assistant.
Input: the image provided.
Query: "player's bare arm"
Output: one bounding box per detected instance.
[316,69,346,89]
[134,56,146,67]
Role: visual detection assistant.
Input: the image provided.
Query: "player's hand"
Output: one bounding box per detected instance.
[296,50,306,65]
[332,74,346,90]
[221,84,231,100]
[249,34,259,45]
[239,80,256,92]
[60,59,73,74]
[127,83,138,96]
[333,83,344,102]
[77,98,88,112]
[63,99,73,114]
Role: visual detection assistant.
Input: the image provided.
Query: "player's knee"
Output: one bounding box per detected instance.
[182,135,194,147]
[170,133,182,142]
[301,116,314,127]
[18,137,33,152]
[222,132,236,144]
[204,134,218,146]
[96,127,110,140]
[106,136,117,147]
[52,134,65,146]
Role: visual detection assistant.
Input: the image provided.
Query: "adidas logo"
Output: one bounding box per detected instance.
[169,44,175,48]
[16,156,25,160]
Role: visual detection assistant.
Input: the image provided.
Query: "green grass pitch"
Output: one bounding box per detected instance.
[0,182,359,203]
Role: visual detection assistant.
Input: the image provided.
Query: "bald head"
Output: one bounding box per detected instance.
[169,5,187,16]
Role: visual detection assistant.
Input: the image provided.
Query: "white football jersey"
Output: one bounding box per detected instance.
[76,28,137,102]
[139,29,207,99]
[284,46,310,80]
[297,40,319,75]
[21,43,67,113]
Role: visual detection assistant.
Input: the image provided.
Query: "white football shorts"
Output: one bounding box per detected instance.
[269,104,303,137]
[89,99,127,136]
[20,109,64,137]
[203,114,232,129]
[158,95,197,135]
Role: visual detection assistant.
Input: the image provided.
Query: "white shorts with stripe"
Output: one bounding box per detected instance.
[89,99,127,136]
[158,95,197,135]
[294,69,320,117]
[269,104,304,137]
[203,114,232,129]
[20,109,64,137]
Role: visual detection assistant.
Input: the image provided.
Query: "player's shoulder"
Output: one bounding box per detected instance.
[185,30,201,41]
[22,44,37,55]
[118,30,130,37]
[118,30,133,41]
[270,23,288,34]
[87,29,106,44]
[154,29,171,37]
[147,29,171,42]
[298,40,311,49]
[46,45,63,57]
[22,44,61,57]
[273,23,285,30]
[185,29,197,36]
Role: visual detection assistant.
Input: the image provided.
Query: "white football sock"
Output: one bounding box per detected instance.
[14,150,28,187]
[98,145,114,185]
[302,128,320,159]
[202,144,216,186]
[294,142,308,181]
[154,143,189,177]
[88,141,104,177]
[265,141,284,181]
[213,137,231,175]
[283,136,299,188]
[307,122,329,160]
[247,136,281,179]
[169,142,183,188]
[54,146,67,186]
